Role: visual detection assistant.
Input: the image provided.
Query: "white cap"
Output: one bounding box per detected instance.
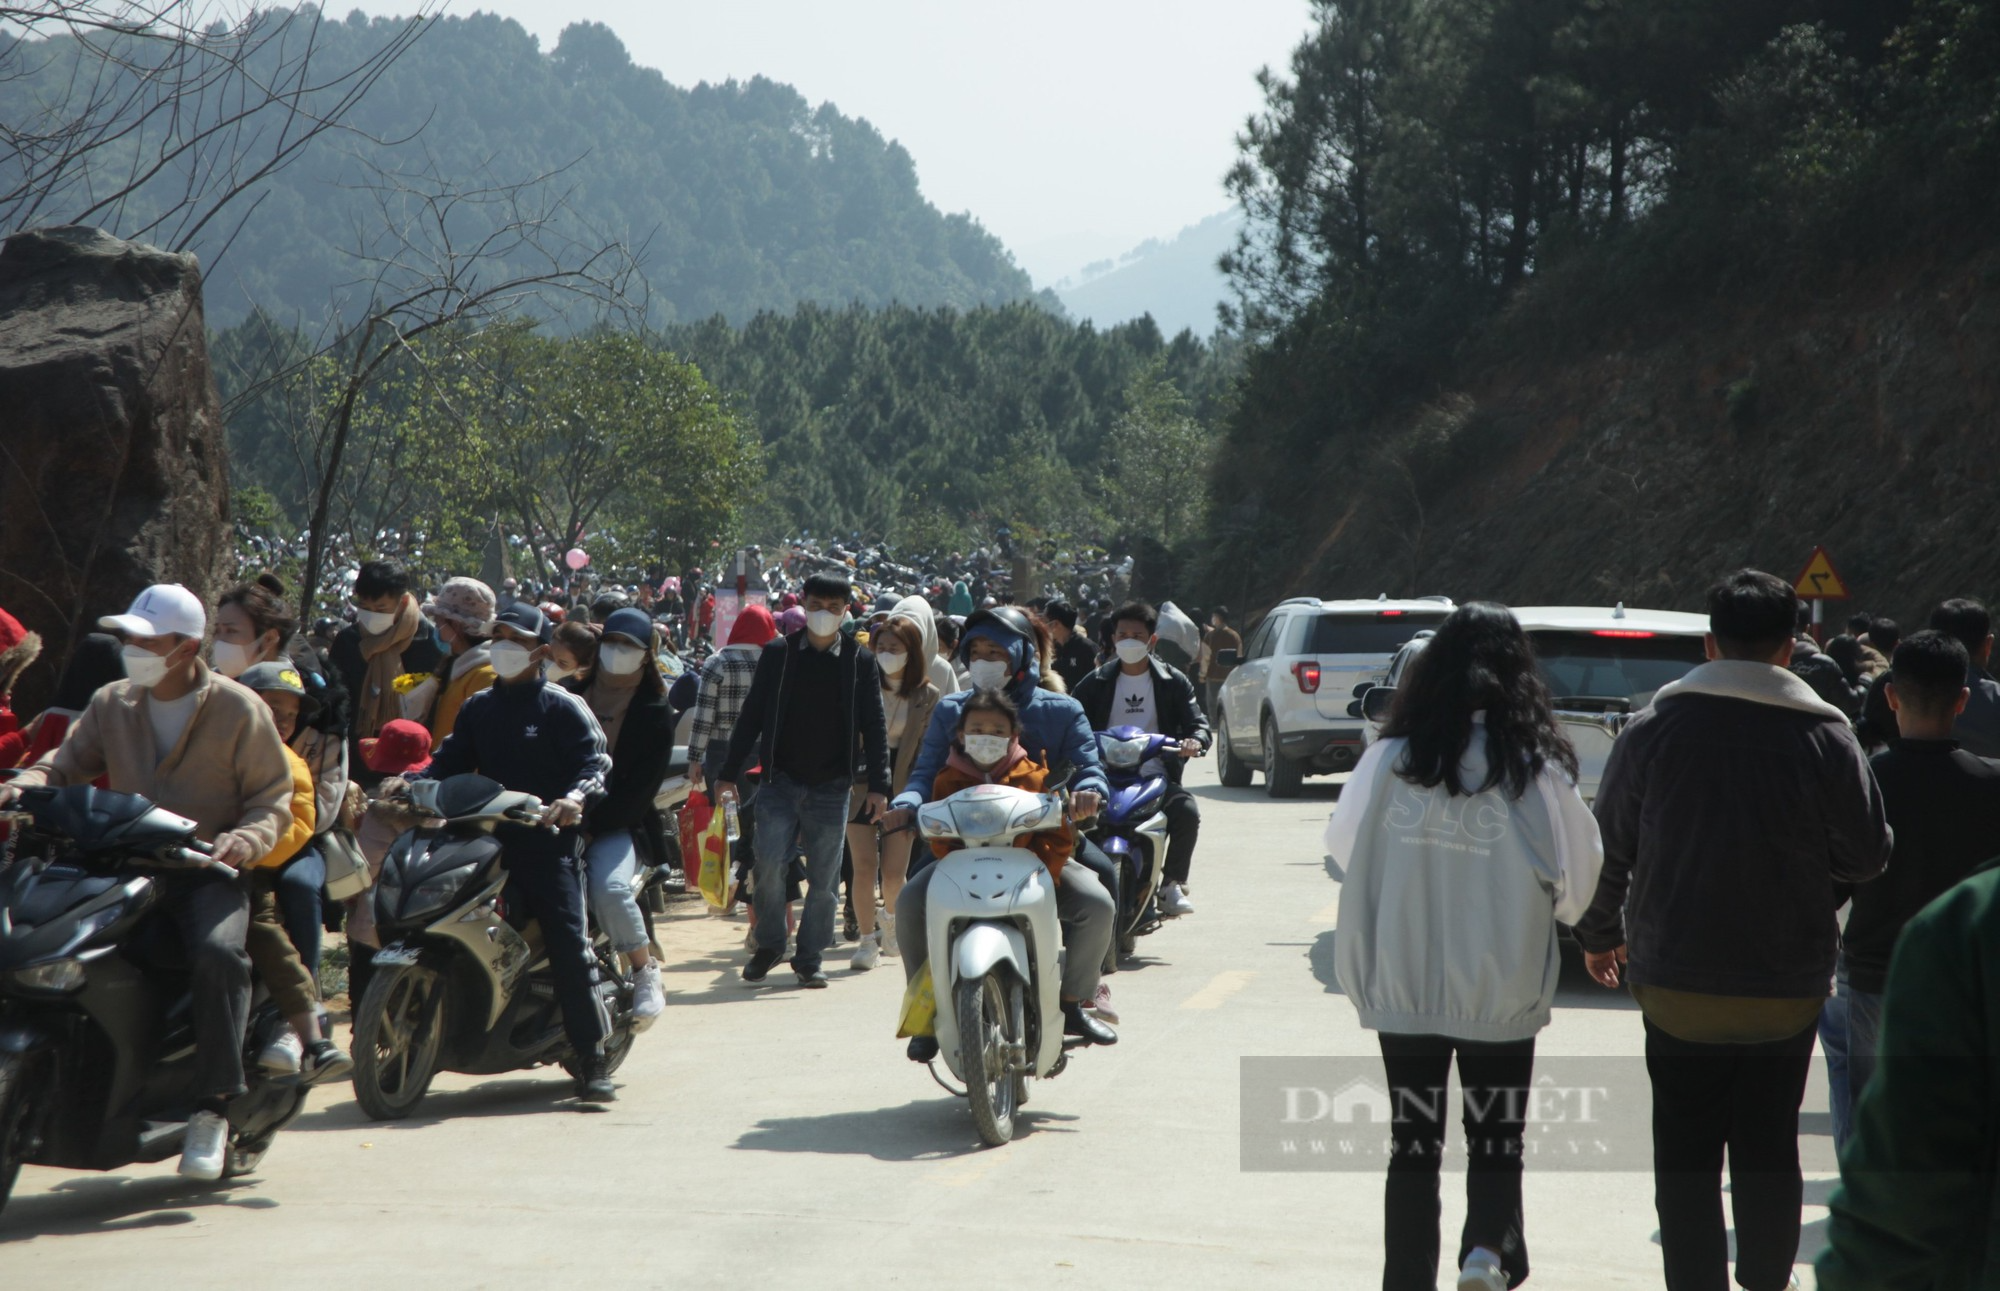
[99,583,207,640]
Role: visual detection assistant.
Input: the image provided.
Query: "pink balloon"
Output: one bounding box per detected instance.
[564,547,589,570]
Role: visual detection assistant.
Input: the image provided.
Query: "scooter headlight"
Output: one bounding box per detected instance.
[1102,737,1146,770]
[12,957,86,993]
[951,797,1014,842]
[401,872,467,920]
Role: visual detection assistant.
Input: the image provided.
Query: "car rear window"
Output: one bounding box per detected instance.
[1530,631,1707,708]
[1297,612,1449,655]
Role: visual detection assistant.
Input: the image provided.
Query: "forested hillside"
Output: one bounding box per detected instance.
[0,9,1035,325]
[1204,0,2000,621]
[660,303,1237,551]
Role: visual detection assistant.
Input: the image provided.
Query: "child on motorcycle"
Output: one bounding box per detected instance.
[891,688,1115,1060]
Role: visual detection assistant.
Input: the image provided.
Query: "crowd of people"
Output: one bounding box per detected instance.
[4,552,1992,1288]
[1325,570,2000,1290]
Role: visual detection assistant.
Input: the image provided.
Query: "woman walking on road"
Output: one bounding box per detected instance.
[1326,603,1604,1291]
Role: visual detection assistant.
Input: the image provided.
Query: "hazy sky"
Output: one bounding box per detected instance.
[357,1,1315,285]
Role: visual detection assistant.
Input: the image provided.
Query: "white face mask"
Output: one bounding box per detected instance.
[965,659,1010,691]
[1115,638,1151,665]
[209,639,254,678]
[876,651,906,677]
[600,643,645,676]
[806,609,844,638]
[122,644,171,690]
[962,733,1011,767]
[354,607,397,634]
[489,641,536,681]
[544,661,576,683]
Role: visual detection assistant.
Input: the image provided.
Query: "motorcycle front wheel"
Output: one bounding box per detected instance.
[353,965,447,1121]
[956,971,1022,1146]
[0,1051,46,1215]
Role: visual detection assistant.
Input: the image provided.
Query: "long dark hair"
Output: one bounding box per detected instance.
[1379,602,1578,799]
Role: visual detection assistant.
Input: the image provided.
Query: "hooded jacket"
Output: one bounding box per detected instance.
[894,623,1107,810]
[1576,660,1893,998]
[1328,725,1605,1042]
[887,594,960,701]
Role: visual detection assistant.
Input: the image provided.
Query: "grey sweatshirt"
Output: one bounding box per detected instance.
[1327,723,1604,1043]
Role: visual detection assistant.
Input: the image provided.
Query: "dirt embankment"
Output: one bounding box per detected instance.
[1296,238,2000,625]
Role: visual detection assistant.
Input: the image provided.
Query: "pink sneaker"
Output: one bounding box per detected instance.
[1089,983,1119,1025]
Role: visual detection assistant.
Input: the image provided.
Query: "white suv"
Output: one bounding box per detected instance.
[1214,597,1453,797]
[1358,604,1710,801]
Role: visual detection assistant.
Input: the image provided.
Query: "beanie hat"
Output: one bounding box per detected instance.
[423,577,496,635]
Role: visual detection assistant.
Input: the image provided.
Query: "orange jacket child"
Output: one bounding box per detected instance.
[927,738,1075,879]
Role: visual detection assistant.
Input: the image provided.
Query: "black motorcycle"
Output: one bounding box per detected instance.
[0,785,311,1213]
[351,774,636,1120]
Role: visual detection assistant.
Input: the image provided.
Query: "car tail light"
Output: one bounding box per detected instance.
[1292,661,1321,693]
[1592,630,1657,639]
[1377,610,1404,617]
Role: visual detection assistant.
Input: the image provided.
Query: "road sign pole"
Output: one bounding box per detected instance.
[1812,597,1824,644]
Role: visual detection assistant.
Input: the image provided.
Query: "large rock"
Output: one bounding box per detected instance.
[0,226,231,720]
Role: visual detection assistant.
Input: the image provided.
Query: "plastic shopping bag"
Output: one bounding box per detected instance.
[683,790,732,910]
[897,963,936,1038]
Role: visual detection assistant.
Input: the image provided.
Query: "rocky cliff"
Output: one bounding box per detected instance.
[0,226,232,717]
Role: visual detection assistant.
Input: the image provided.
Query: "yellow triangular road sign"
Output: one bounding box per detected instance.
[1794,547,1850,601]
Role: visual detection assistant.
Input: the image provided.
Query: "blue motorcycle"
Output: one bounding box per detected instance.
[1091,726,1179,968]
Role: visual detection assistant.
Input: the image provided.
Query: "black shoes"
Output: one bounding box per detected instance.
[577,1058,616,1103]
[1062,1000,1118,1045]
[301,1039,354,1086]
[906,1035,940,1062]
[743,947,783,983]
[792,958,829,989]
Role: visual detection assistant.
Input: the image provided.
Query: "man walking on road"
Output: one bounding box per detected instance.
[1925,598,2000,757]
[1072,601,1209,917]
[1821,630,2000,1148]
[1576,569,1891,1291]
[1199,606,1241,718]
[716,573,890,989]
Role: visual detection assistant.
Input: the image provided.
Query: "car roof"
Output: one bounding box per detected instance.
[1508,605,1709,636]
[1275,597,1455,615]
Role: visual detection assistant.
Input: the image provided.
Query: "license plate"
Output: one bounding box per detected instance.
[373,945,420,967]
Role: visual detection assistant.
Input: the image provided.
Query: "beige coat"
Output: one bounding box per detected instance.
[13,661,295,859]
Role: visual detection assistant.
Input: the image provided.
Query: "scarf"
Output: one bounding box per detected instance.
[586,667,641,752]
[357,594,423,739]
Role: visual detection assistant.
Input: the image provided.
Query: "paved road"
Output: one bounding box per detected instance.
[2,760,1839,1288]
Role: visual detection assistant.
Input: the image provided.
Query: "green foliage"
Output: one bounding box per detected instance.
[1100,362,1217,548]
[659,303,1236,554]
[0,11,1036,327]
[1208,0,1998,604]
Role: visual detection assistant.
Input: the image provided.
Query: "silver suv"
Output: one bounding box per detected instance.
[1214,596,1452,797]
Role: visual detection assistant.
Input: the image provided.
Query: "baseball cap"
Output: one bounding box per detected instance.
[99,584,206,639]
[601,607,653,645]
[493,600,551,644]
[361,719,433,776]
[238,661,306,699]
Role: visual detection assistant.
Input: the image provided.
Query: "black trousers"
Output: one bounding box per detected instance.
[1644,1017,1817,1291]
[162,872,253,1101]
[1160,783,1200,885]
[1378,1032,1535,1291]
[498,824,606,1060]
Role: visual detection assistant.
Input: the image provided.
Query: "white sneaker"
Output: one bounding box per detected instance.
[850,931,880,972]
[630,963,665,1031]
[257,1029,304,1075]
[1456,1247,1506,1291]
[178,1109,229,1181]
[878,911,899,956]
[1159,882,1194,917]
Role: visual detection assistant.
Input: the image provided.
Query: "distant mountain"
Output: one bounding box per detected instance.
[0,12,1037,326]
[1055,212,1240,337]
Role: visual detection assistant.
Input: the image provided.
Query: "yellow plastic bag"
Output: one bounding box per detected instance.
[897,963,936,1038]
[682,792,731,910]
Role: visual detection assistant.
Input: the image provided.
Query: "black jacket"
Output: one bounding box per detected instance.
[1051,635,1099,693]
[564,678,677,834]
[1576,662,1892,998]
[1071,655,1212,768]
[718,632,890,795]
[1842,739,2000,994]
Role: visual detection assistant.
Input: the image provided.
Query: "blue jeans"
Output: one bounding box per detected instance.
[275,848,326,976]
[1819,966,1884,1151]
[583,829,649,955]
[750,772,850,970]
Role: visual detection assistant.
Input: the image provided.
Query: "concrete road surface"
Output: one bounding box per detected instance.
[2,759,1840,1289]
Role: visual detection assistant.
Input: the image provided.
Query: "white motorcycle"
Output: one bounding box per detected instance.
[915,782,1080,1146]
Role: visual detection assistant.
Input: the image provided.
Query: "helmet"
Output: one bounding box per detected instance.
[961,605,1036,645]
